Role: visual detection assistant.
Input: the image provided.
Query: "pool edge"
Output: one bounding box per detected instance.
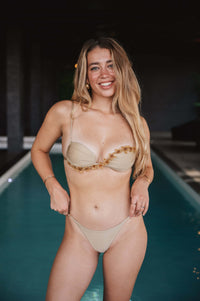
[0,151,31,194]
[0,144,62,194]
[151,149,200,211]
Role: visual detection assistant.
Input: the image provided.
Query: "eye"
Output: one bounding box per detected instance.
[107,64,114,70]
[90,66,99,71]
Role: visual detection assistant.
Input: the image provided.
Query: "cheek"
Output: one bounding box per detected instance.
[109,69,116,78]
[88,72,98,84]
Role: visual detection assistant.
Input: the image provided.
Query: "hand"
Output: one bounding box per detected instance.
[129,179,149,217]
[45,178,70,215]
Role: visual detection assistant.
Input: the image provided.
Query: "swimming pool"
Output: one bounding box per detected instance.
[0,150,199,301]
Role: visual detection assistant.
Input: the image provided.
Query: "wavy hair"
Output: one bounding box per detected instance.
[72,37,148,177]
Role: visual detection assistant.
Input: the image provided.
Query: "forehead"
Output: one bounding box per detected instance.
[87,47,112,64]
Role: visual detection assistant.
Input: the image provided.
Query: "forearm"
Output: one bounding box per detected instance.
[134,166,154,188]
[31,148,69,215]
[31,148,54,182]
[130,166,153,217]
[31,148,64,195]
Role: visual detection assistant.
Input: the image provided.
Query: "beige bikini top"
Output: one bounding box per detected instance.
[64,102,136,172]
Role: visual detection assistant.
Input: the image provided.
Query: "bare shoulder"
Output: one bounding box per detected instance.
[42,100,74,128]
[48,100,73,118]
[39,100,74,133]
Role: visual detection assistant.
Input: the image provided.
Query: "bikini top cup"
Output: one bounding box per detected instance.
[64,103,136,172]
[66,142,136,172]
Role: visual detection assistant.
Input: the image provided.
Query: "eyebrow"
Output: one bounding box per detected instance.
[88,60,113,67]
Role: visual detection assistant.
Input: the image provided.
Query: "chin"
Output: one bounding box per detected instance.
[102,88,115,98]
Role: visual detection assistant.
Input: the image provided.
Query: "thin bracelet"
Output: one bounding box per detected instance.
[43,175,55,184]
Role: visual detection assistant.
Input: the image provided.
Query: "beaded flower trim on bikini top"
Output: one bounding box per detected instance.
[66,145,136,172]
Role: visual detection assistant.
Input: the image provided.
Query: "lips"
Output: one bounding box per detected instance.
[99,81,113,88]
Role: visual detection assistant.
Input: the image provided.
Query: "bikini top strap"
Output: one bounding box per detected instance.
[69,101,75,141]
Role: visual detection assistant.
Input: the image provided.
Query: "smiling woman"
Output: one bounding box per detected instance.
[31,37,154,301]
[72,38,148,178]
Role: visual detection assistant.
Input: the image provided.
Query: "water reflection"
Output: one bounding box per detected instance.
[193,267,200,280]
[81,285,103,301]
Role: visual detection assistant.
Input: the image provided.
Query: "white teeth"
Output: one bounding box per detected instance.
[100,82,112,86]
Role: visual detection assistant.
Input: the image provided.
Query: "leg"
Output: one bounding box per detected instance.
[46,217,99,301]
[103,216,147,301]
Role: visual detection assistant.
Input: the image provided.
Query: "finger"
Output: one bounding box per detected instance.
[50,200,57,211]
[142,203,149,216]
[135,210,143,217]
[60,208,69,215]
[135,203,145,216]
[51,206,64,214]
[131,196,138,207]
[135,203,142,215]
[60,203,69,215]
[50,205,57,212]
[129,200,137,217]
[136,202,148,216]
[140,205,145,216]
[129,206,135,217]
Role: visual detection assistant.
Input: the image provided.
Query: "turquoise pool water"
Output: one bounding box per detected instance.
[0,153,199,301]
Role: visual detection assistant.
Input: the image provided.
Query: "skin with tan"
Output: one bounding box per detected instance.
[31,47,154,301]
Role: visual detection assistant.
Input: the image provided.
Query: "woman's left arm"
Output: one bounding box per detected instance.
[129,118,154,217]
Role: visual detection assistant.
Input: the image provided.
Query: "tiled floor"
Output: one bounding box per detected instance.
[151,132,200,195]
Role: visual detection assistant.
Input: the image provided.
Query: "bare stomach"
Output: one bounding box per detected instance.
[64,164,132,230]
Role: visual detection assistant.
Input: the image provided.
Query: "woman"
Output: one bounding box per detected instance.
[31,37,154,301]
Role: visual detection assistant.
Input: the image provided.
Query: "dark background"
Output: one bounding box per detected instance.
[1,1,200,142]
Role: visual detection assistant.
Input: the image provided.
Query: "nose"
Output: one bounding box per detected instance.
[100,66,109,77]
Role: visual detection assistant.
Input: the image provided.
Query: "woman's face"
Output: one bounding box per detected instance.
[87,46,116,101]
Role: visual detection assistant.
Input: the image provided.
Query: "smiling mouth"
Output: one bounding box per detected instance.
[99,82,113,87]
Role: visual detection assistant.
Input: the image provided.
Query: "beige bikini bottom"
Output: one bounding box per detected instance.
[68,214,130,253]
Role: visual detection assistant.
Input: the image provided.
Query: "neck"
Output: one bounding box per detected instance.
[91,95,113,114]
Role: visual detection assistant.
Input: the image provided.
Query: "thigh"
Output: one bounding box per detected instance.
[46,218,99,301]
[103,216,147,301]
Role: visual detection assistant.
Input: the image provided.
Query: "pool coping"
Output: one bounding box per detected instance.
[0,143,62,194]
[151,144,200,195]
[151,149,200,211]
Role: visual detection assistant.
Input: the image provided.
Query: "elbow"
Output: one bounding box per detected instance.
[31,144,50,163]
[30,141,40,163]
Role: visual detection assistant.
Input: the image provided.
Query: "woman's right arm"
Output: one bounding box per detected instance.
[31,101,71,215]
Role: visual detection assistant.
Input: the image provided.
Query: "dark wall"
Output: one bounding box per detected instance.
[136,54,199,131]
[0,13,200,137]
[28,53,200,133]
[0,30,6,135]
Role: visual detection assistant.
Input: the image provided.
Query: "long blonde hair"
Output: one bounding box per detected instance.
[72,37,148,177]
